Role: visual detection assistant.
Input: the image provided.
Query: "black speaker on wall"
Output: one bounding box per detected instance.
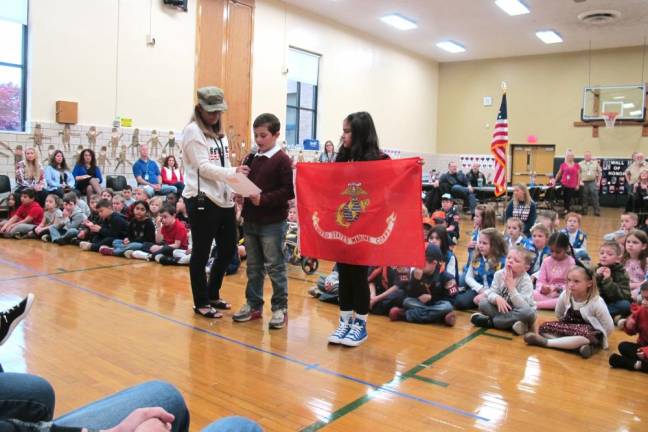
[163,0,188,12]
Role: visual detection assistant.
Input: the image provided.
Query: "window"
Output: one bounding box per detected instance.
[286,48,319,149]
[0,0,28,131]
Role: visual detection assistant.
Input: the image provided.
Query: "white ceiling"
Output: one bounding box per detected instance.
[281,0,648,62]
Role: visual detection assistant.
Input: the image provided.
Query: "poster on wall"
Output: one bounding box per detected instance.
[383,148,402,159]
[600,158,630,195]
[460,154,496,182]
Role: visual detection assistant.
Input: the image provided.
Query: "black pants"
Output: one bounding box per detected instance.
[618,342,648,372]
[186,196,237,308]
[337,263,370,315]
[562,186,576,212]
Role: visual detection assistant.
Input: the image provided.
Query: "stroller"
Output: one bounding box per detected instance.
[283,222,319,275]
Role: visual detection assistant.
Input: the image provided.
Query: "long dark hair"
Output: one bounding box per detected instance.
[77,149,97,168]
[336,111,381,162]
[428,225,450,256]
[163,155,177,169]
[191,105,224,139]
[50,150,69,171]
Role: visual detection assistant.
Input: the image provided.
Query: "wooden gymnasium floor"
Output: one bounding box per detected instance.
[1,207,647,431]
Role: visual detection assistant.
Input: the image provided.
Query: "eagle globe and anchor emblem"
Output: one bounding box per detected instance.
[312,182,397,245]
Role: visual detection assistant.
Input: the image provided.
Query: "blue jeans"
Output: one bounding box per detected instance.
[0,373,56,422]
[244,221,288,311]
[144,184,177,197]
[607,299,631,318]
[49,227,79,242]
[55,380,190,432]
[112,239,148,256]
[203,417,262,432]
[403,298,453,324]
[453,289,478,310]
[450,185,477,214]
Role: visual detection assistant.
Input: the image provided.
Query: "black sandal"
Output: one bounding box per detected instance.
[209,299,231,310]
[193,306,223,319]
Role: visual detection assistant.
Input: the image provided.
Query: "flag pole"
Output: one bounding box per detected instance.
[501,81,509,214]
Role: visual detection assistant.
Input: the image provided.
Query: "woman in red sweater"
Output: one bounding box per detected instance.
[161,155,185,195]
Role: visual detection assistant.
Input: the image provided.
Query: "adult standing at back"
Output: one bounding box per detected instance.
[182,86,250,319]
[554,149,580,214]
[579,150,602,216]
[318,140,337,163]
[625,152,646,210]
[133,144,177,198]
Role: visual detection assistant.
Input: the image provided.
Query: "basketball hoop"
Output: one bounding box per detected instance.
[602,112,619,128]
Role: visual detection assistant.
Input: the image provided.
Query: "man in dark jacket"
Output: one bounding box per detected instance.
[440,161,477,215]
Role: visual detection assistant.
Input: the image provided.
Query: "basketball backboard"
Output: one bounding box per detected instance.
[581,83,646,122]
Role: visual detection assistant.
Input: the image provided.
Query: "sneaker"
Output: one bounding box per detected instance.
[307,286,321,298]
[0,293,35,345]
[578,344,596,359]
[269,309,287,329]
[328,316,353,344]
[157,256,176,265]
[123,250,135,259]
[41,234,50,242]
[79,241,92,251]
[177,254,191,265]
[616,318,627,330]
[524,332,548,347]
[444,311,456,327]
[388,307,405,321]
[99,246,114,256]
[613,315,623,327]
[132,250,152,261]
[340,318,368,347]
[512,321,528,336]
[13,233,23,240]
[609,353,638,370]
[53,237,67,245]
[232,304,262,322]
[470,313,492,328]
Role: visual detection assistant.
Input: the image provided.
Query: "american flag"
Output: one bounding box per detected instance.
[491,94,508,197]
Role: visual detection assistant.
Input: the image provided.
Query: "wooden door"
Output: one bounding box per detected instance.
[512,146,532,185]
[532,146,556,185]
[511,144,556,185]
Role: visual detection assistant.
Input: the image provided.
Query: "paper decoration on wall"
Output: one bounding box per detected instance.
[110,127,123,158]
[147,130,160,157]
[29,123,50,155]
[59,124,79,152]
[0,141,11,159]
[162,131,176,156]
[114,145,131,174]
[43,145,55,165]
[86,126,102,150]
[527,135,538,144]
[129,128,140,156]
[460,154,497,182]
[98,146,110,172]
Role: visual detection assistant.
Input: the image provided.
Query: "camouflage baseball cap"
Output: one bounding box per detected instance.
[197,86,228,112]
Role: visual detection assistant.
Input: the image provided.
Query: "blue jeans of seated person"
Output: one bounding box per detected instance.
[453,289,478,310]
[244,221,288,312]
[607,299,631,318]
[450,185,477,214]
[111,239,152,256]
[478,299,536,330]
[49,227,79,242]
[143,184,177,197]
[402,298,453,323]
[0,373,55,423]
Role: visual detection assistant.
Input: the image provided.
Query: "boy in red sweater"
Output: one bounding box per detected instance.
[609,281,648,373]
[233,113,294,329]
[0,189,44,238]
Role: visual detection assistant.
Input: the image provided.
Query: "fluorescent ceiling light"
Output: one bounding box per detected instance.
[630,110,642,116]
[623,103,635,109]
[536,30,563,44]
[495,0,530,16]
[436,41,466,53]
[380,13,417,31]
[613,96,625,100]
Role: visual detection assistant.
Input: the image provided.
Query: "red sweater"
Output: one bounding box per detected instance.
[624,303,648,356]
[242,150,294,225]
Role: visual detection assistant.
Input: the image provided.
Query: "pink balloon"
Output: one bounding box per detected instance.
[527,135,538,144]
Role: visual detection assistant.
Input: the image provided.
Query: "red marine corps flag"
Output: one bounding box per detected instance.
[296,158,425,268]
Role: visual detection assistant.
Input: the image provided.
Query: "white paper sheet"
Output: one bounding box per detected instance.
[225,173,262,197]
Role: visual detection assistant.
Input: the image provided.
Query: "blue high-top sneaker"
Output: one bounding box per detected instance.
[328,316,352,344]
[340,318,368,347]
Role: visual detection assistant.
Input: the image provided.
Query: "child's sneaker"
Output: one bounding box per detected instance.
[609,353,639,370]
[444,311,456,327]
[613,315,623,327]
[470,313,493,328]
[0,293,35,345]
[512,321,528,335]
[523,332,548,347]
[79,241,92,251]
[177,254,191,265]
[615,317,626,329]
[123,250,135,259]
[41,234,50,242]
[269,309,287,329]
[340,318,368,347]
[232,304,262,322]
[388,307,405,321]
[13,233,23,240]
[307,286,321,298]
[328,316,353,344]
[578,344,599,359]
[132,251,152,261]
[99,246,114,256]
[157,255,176,265]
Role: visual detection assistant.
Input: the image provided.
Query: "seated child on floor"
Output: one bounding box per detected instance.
[122,185,135,206]
[471,246,536,335]
[49,192,87,244]
[75,194,101,244]
[604,212,638,242]
[101,200,156,257]
[561,212,589,261]
[537,209,559,236]
[534,232,575,310]
[455,227,508,310]
[0,193,19,223]
[308,264,340,304]
[112,194,129,220]
[428,225,459,283]
[526,223,551,278]
[131,205,188,264]
[0,189,44,239]
[504,217,527,248]
[596,240,632,323]
[389,244,457,326]
[441,193,460,240]
[609,281,648,373]
[79,198,129,252]
[622,229,648,302]
[369,266,406,315]
[524,265,614,359]
[31,194,64,240]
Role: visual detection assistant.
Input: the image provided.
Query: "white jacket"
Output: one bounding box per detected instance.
[181,122,236,208]
[554,291,615,349]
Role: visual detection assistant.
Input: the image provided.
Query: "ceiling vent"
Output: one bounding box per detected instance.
[577,10,621,25]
